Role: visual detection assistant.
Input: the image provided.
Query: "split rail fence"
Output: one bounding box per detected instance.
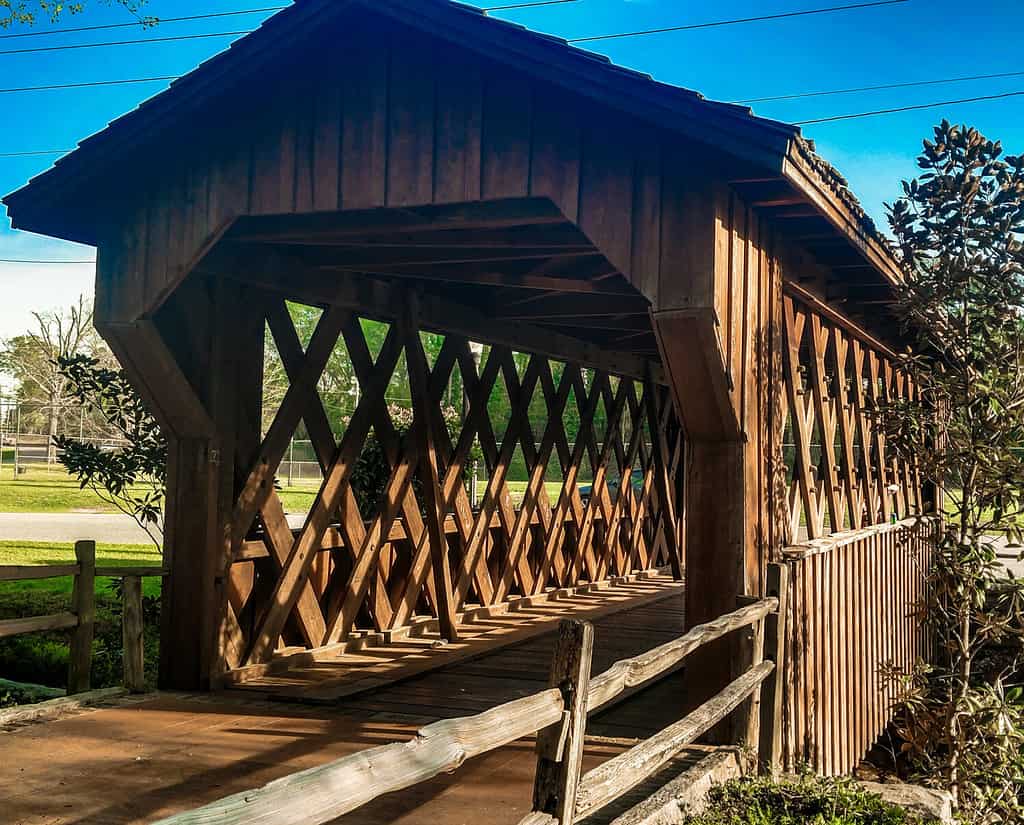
[155,563,788,825]
[0,540,165,694]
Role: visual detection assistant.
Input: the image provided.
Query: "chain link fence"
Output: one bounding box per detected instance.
[0,398,129,477]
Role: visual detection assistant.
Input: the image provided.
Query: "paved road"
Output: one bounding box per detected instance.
[0,511,308,545]
[0,512,157,545]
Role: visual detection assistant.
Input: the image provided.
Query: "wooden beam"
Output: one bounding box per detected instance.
[203,255,663,383]
[225,197,569,243]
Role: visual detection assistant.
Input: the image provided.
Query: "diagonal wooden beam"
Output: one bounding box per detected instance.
[644,370,683,580]
[493,359,574,603]
[245,324,403,664]
[231,306,349,553]
[405,309,459,641]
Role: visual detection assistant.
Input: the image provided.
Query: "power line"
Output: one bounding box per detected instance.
[0,75,177,94]
[0,0,577,42]
[0,0,906,55]
[796,90,1024,124]
[0,6,285,39]
[484,0,579,9]
[566,0,908,43]
[0,149,73,157]
[736,69,1024,104]
[0,29,251,57]
[0,258,94,264]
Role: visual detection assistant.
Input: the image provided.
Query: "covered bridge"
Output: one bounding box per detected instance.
[4,0,933,806]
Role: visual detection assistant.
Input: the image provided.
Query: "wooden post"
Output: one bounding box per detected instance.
[758,562,789,775]
[532,619,594,824]
[122,575,146,692]
[737,606,767,767]
[67,539,96,695]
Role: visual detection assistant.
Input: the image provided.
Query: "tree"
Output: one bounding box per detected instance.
[881,121,1024,822]
[1,0,151,28]
[54,354,166,547]
[0,295,102,462]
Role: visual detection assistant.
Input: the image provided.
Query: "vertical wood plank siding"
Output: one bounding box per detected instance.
[780,519,938,775]
[97,28,737,325]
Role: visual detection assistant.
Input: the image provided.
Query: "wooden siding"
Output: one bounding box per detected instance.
[93,21,756,328]
[781,520,938,775]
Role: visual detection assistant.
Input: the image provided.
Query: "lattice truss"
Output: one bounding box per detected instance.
[781,295,923,543]
[223,299,683,666]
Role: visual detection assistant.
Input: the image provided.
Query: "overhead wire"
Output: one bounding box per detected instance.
[0,258,94,263]
[736,69,1024,104]
[0,0,578,42]
[0,6,286,39]
[795,90,1024,124]
[0,0,907,55]
[566,0,908,43]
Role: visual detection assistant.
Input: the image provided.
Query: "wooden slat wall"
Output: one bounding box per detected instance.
[781,519,937,775]
[94,22,734,325]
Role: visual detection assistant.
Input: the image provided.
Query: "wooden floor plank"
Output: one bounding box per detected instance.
[1,580,708,825]
[231,573,685,704]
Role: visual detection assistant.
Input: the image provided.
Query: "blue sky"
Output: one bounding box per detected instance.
[1,0,1023,343]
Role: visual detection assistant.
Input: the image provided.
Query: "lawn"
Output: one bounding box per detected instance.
[0,467,137,513]
[0,468,578,515]
[0,540,163,695]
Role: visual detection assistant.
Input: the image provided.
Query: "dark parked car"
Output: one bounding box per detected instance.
[579,467,644,506]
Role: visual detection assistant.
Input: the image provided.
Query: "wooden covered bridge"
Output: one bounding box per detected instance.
[2,0,935,820]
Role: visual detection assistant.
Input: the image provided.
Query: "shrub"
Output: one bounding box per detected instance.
[684,775,928,825]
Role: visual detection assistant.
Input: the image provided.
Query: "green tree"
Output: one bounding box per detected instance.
[54,354,166,547]
[880,121,1024,821]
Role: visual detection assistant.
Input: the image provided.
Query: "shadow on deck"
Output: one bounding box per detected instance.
[0,577,722,825]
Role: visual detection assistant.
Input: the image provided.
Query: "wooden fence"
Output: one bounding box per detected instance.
[155,564,788,825]
[779,518,937,775]
[0,540,165,694]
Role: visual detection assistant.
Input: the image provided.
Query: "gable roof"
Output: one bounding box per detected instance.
[3,0,901,284]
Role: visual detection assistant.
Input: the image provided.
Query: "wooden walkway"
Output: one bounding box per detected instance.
[0,580,719,825]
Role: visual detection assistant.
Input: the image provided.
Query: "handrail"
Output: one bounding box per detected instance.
[574,660,776,820]
[154,565,789,825]
[587,597,777,713]
[782,515,938,559]
[152,687,567,825]
[0,563,166,581]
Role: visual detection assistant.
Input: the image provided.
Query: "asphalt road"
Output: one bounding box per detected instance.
[0,511,307,545]
[0,512,157,544]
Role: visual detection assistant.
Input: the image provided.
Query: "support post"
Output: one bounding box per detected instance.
[67,539,96,694]
[531,619,594,824]
[736,600,767,767]
[122,575,146,692]
[683,440,744,728]
[758,562,789,775]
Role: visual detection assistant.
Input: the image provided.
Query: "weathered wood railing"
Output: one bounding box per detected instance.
[0,540,164,694]
[154,565,788,825]
[780,517,938,776]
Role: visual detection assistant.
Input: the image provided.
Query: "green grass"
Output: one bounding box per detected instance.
[0,540,162,596]
[0,540,163,692]
[684,776,928,825]
[0,467,154,513]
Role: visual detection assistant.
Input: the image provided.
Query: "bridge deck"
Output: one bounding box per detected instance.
[1,580,721,825]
